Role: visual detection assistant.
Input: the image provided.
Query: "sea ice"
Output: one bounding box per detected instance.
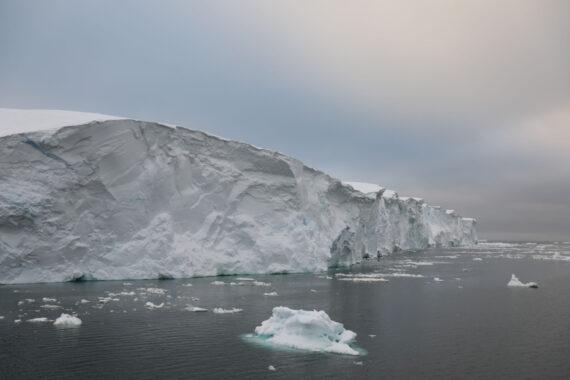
[263,292,279,296]
[145,302,165,309]
[53,314,82,328]
[507,274,538,288]
[185,306,208,312]
[27,317,50,323]
[252,306,361,356]
[268,365,276,371]
[210,281,226,286]
[42,297,57,303]
[213,308,243,314]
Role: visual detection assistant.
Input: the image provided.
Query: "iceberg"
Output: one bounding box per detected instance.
[252,306,361,356]
[53,313,82,327]
[507,274,538,288]
[0,108,477,284]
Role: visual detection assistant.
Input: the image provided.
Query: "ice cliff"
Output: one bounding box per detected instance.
[0,109,477,284]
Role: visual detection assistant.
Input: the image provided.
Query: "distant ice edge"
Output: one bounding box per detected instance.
[0,112,477,284]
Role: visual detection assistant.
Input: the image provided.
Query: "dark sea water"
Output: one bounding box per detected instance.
[1,242,570,380]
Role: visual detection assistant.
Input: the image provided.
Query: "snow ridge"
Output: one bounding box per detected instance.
[0,109,477,284]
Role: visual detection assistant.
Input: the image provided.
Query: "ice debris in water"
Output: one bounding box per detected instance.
[27,317,50,323]
[42,297,57,303]
[263,291,279,296]
[252,306,361,356]
[210,281,226,286]
[268,365,276,371]
[185,306,208,312]
[145,302,165,309]
[433,277,444,282]
[236,277,255,281]
[53,314,82,328]
[507,274,538,288]
[41,304,62,309]
[213,308,243,314]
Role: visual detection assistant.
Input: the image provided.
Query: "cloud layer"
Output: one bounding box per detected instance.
[0,0,568,240]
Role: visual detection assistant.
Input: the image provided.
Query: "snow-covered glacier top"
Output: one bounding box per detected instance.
[0,108,125,138]
[0,108,477,284]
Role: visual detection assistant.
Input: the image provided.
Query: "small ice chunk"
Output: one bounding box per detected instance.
[252,281,271,287]
[27,317,50,323]
[210,281,226,286]
[369,334,376,338]
[185,306,208,312]
[353,361,363,366]
[142,287,167,295]
[433,277,444,282]
[310,289,317,292]
[14,319,22,324]
[41,304,62,309]
[507,274,538,288]
[182,283,193,287]
[263,291,279,296]
[119,291,135,296]
[236,277,255,281]
[25,298,35,303]
[123,282,133,286]
[337,277,389,283]
[42,297,57,303]
[213,307,243,314]
[268,365,276,371]
[0,316,4,320]
[145,302,164,309]
[472,258,483,261]
[252,306,360,356]
[53,313,82,328]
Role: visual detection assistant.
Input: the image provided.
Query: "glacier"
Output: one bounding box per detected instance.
[0,108,477,284]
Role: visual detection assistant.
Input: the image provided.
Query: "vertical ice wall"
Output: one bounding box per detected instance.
[0,111,477,283]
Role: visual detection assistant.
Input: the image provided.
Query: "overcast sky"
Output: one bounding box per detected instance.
[1,0,569,241]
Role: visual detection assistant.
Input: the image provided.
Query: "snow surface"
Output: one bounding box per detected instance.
[253,306,360,356]
[507,274,538,288]
[0,108,124,138]
[53,313,82,327]
[0,108,477,284]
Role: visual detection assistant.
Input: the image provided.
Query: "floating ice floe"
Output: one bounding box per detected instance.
[472,258,483,261]
[263,292,279,297]
[268,365,276,371]
[182,283,193,287]
[80,299,90,304]
[507,274,538,288]
[145,302,165,309]
[210,281,226,286]
[140,287,167,295]
[213,308,243,314]
[53,314,82,328]
[0,316,4,320]
[433,277,444,282]
[236,277,255,281]
[337,277,389,283]
[27,317,50,323]
[251,306,361,356]
[123,282,133,286]
[185,306,208,312]
[40,304,62,309]
[42,297,57,303]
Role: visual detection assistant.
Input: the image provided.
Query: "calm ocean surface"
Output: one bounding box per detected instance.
[1,242,570,379]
